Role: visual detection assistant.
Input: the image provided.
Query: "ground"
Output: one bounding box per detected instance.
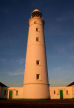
[0,99,74,108]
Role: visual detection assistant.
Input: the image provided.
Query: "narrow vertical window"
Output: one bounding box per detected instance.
[66,90,68,95]
[36,28,38,31]
[54,90,55,94]
[36,74,40,80]
[36,37,39,41]
[16,90,18,96]
[36,60,39,65]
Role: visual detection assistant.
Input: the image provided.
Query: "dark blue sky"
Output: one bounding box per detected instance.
[0,0,74,86]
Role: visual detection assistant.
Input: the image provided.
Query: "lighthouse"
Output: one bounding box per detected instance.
[24,9,49,99]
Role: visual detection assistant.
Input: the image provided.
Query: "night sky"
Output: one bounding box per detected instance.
[0,0,74,87]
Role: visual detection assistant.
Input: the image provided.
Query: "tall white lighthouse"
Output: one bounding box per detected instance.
[24,9,49,99]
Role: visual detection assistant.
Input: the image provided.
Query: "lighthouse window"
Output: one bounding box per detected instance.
[36,60,39,65]
[36,28,38,31]
[36,74,40,80]
[36,37,39,41]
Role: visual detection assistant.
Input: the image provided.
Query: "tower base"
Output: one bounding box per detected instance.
[23,84,49,99]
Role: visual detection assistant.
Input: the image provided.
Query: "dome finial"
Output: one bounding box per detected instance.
[33,9,39,12]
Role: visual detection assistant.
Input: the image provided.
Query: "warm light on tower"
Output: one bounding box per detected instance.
[23,9,49,99]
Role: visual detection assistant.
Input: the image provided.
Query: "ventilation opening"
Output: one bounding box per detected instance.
[34,21,37,24]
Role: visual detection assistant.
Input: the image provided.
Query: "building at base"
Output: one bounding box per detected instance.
[0,82,74,100]
[0,82,7,99]
[50,86,74,99]
[7,82,74,99]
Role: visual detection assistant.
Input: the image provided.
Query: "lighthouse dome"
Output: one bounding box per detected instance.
[31,9,42,18]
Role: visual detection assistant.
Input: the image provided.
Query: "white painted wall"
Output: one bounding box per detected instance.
[7,86,74,99]
[49,86,73,99]
[72,86,74,98]
[8,87,23,99]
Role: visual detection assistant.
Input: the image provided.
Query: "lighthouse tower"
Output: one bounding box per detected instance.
[24,9,49,99]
